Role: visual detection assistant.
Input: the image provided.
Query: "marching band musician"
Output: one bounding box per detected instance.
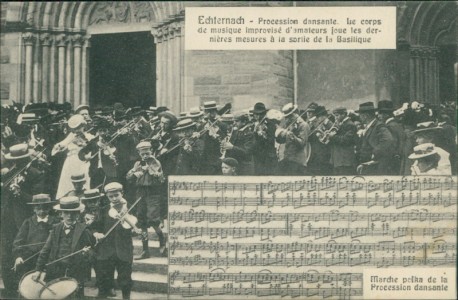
[92,182,141,299]
[200,101,229,175]
[377,100,407,175]
[251,102,277,175]
[126,141,167,260]
[328,107,358,175]
[173,118,205,175]
[153,110,179,176]
[74,104,92,131]
[307,105,333,175]
[62,173,87,200]
[32,196,95,299]
[275,103,310,175]
[10,194,58,297]
[79,118,119,189]
[221,112,256,175]
[52,114,95,199]
[356,102,396,175]
[187,107,205,131]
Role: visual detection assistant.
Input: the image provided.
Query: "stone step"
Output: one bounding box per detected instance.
[132,239,167,258]
[85,286,167,299]
[88,270,168,294]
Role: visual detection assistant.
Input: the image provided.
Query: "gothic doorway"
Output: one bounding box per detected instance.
[89,31,156,109]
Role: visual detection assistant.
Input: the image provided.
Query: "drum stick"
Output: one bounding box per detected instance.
[36,279,57,295]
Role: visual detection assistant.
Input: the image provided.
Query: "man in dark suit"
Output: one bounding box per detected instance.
[200,101,228,175]
[173,119,205,175]
[328,107,358,175]
[377,100,406,175]
[307,105,333,175]
[32,196,95,298]
[251,102,277,175]
[222,112,255,175]
[356,102,396,175]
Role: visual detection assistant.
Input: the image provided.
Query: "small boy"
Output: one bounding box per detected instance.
[126,141,166,260]
[12,194,58,290]
[92,182,141,299]
[32,196,95,298]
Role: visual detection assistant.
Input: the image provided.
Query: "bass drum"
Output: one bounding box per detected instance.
[39,277,79,299]
[18,271,46,299]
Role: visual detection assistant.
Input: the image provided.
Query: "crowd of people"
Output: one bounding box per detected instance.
[0,98,456,299]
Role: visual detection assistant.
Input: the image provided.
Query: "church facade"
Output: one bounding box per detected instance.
[1,1,456,112]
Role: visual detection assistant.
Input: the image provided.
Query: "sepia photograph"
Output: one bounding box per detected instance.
[0,1,456,299]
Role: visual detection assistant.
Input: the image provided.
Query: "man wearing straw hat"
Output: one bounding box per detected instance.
[32,196,95,298]
[11,194,59,292]
[275,103,310,175]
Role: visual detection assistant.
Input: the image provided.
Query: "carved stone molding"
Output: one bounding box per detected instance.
[55,34,69,47]
[22,32,37,46]
[151,21,184,43]
[71,34,85,48]
[39,33,53,46]
[89,2,156,26]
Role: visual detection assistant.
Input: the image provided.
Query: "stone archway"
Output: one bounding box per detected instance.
[11,1,185,112]
[397,1,456,104]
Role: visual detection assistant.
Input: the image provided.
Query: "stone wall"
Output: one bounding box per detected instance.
[184,50,293,112]
[0,32,22,104]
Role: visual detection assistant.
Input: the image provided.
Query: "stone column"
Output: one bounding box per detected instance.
[33,35,42,102]
[23,32,36,104]
[81,35,91,105]
[40,33,53,102]
[65,36,73,103]
[73,34,84,106]
[152,18,185,113]
[49,34,57,102]
[56,34,67,103]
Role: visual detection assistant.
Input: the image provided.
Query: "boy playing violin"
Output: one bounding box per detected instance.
[92,182,141,299]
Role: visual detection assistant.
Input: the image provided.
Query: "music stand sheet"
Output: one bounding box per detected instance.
[168,176,457,299]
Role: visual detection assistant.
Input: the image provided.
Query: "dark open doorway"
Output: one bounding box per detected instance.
[89,31,156,109]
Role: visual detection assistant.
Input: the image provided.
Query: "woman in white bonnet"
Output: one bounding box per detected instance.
[52,114,95,199]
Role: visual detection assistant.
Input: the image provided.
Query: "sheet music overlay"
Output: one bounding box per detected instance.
[168,176,457,299]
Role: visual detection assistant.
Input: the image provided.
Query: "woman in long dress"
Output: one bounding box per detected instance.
[52,114,94,199]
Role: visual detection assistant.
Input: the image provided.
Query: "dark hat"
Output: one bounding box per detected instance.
[252,102,267,114]
[158,111,178,125]
[128,107,143,117]
[71,173,86,183]
[378,100,394,113]
[81,189,104,202]
[54,196,84,211]
[356,102,376,113]
[222,157,239,168]
[75,104,90,114]
[314,105,328,117]
[173,118,196,131]
[281,103,298,117]
[27,194,54,205]
[113,103,124,111]
[333,107,347,114]
[156,106,169,114]
[413,121,442,134]
[306,102,319,112]
[5,144,33,160]
[17,113,39,124]
[203,101,218,111]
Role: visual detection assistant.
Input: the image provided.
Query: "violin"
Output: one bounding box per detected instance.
[97,140,118,166]
[108,204,138,230]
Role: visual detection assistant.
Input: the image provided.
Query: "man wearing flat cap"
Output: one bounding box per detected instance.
[221,157,238,176]
[328,107,358,175]
[356,102,396,175]
[275,103,310,175]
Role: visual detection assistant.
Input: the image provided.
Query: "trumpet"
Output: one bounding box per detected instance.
[219,127,233,159]
[318,122,340,144]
